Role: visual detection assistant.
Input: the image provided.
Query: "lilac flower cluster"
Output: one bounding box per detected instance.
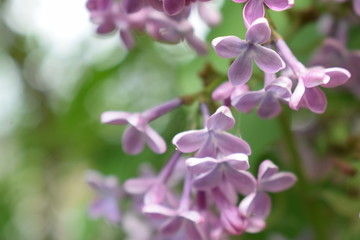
[89,106,296,239]
[84,0,359,239]
[86,0,221,55]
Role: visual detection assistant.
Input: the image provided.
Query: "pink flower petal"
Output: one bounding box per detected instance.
[261,172,297,192]
[243,0,265,27]
[304,87,327,114]
[122,126,145,154]
[186,157,218,174]
[172,129,208,153]
[232,91,264,113]
[101,111,132,125]
[228,52,253,86]
[145,125,167,154]
[212,36,248,58]
[253,45,285,73]
[246,18,271,44]
[206,106,235,131]
[215,132,252,155]
[264,0,294,11]
[322,67,351,88]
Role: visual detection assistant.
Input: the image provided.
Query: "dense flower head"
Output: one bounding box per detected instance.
[84,0,360,238]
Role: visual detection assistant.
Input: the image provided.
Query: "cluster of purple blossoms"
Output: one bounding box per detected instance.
[86,0,221,55]
[84,0,359,239]
[88,105,297,239]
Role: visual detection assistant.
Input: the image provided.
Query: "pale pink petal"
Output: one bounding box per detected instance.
[264,0,294,11]
[258,160,278,180]
[172,129,208,153]
[145,125,167,154]
[289,79,306,110]
[101,111,132,125]
[245,217,266,233]
[215,132,252,155]
[193,165,222,190]
[322,67,351,88]
[261,172,297,192]
[232,91,264,113]
[253,45,285,73]
[212,36,248,58]
[212,81,235,101]
[239,191,271,218]
[257,93,282,119]
[122,126,145,154]
[223,153,250,171]
[206,106,235,131]
[246,18,271,44]
[243,0,265,27]
[186,157,218,174]
[225,168,256,195]
[228,52,253,86]
[304,87,327,114]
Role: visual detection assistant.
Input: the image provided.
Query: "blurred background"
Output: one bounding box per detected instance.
[1,0,360,239]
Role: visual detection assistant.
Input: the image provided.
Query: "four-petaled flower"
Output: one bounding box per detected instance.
[212,18,285,86]
[101,99,181,154]
[173,106,251,158]
[239,160,297,219]
[186,153,256,194]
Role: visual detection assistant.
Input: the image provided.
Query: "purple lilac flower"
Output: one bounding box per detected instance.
[124,151,183,205]
[232,74,292,118]
[172,106,251,157]
[212,82,249,107]
[146,8,208,55]
[212,187,266,235]
[186,153,256,194]
[143,173,206,240]
[101,99,181,154]
[310,38,360,98]
[276,39,351,113]
[212,18,285,86]
[86,170,122,223]
[231,0,294,27]
[86,0,149,49]
[239,160,297,219]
